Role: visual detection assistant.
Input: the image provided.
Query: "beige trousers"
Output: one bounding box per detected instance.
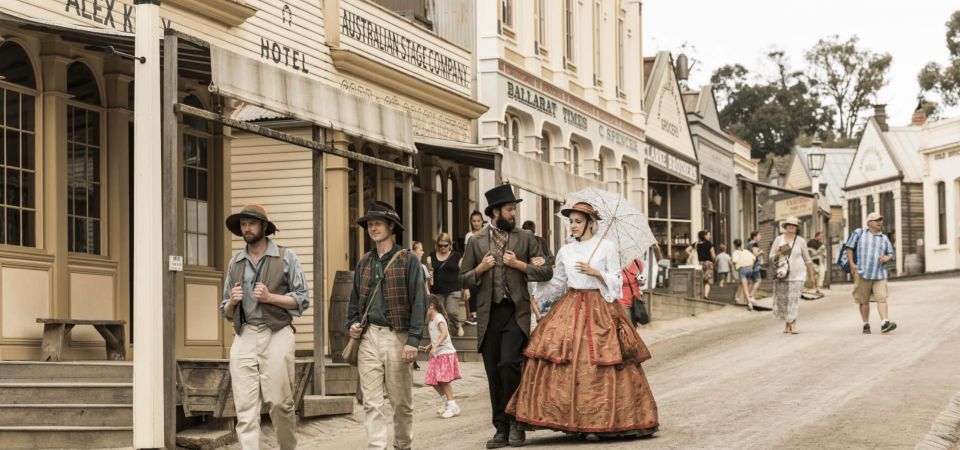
[229,324,297,450]
[358,324,413,450]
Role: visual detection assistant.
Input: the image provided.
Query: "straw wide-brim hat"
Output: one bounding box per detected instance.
[560,202,601,221]
[226,203,278,237]
[780,216,801,230]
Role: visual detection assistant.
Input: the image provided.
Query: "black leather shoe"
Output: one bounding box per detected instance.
[486,432,509,449]
[509,423,526,447]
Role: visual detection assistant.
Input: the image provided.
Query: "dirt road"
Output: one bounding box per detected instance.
[281,278,960,449]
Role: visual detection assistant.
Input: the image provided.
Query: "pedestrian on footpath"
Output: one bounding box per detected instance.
[715,243,731,287]
[423,294,462,418]
[731,239,757,310]
[808,231,827,295]
[464,210,486,326]
[746,231,764,299]
[413,241,431,293]
[345,201,427,450]
[507,202,659,442]
[844,212,897,334]
[459,183,553,449]
[696,231,717,299]
[220,204,309,450]
[427,233,464,337]
[769,217,814,334]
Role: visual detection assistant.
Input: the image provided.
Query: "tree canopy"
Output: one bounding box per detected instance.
[918,10,960,110]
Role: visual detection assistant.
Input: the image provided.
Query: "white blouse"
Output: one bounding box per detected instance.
[535,236,623,309]
[769,234,812,282]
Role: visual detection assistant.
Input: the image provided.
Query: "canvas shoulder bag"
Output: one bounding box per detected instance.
[341,249,407,366]
[773,237,797,280]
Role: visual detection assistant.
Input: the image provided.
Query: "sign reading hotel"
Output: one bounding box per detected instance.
[645,144,698,182]
[340,2,471,94]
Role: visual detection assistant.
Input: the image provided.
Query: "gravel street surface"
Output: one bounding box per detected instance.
[240,278,960,449]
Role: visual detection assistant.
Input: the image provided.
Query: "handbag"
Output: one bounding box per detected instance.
[773,237,797,280]
[623,260,650,326]
[341,250,407,366]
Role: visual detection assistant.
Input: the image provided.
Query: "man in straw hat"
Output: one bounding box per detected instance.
[459,183,553,448]
[844,212,897,334]
[220,203,309,450]
[345,201,427,450]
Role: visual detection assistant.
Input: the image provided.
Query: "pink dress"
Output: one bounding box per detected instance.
[424,314,461,385]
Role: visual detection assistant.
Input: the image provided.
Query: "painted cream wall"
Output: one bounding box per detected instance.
[846,121,899,189]
[921,137,960,272]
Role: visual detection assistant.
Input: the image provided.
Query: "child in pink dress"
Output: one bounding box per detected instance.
[424,295,462,418]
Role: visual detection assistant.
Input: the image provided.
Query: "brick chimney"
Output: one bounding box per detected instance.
[911,100,927,126]
[873,104,889,132]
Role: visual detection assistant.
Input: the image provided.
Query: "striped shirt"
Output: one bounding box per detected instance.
[845,227,895,280]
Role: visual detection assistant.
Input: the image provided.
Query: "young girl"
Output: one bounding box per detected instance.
[424,295,462,418]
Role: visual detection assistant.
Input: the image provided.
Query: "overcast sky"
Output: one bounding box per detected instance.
[643,0,959,127]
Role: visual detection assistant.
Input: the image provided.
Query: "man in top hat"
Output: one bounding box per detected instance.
[459,183,553,448]
[844,212,897,334]
[345,201,427,450]
[220,204,309,450]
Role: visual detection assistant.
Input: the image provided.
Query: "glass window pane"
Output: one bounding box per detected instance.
[67,106,75,142]
[67,184,75,215]
[88,111,100,144]
[88,183,100,218]
[648,183,666,219]
[198,169,208,201]
[0,169,4,204]
[199,139,208,167]
[67,217,75,251]
[21,94,34,132]
[5,129,19,167]
[670,184,691,220]
[198,234,208,266]
[21,171,34,209]
[74,108,86,143]
[198,200,208,234]
[76,184,88,217]
[91,219,100,254]
[5,91,19,129]
[5,168,19,206]
[184,167,197,199]
[185,199,198,233]
[0,206,4,243]
[183,136,196,165]
[21,209,34,247]
[6,207,20,246]
[88,147,100,183]
[186,234,198,265]
[21,133,34,170]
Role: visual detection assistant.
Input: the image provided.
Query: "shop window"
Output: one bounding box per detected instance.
[66,62,103,255]
[848,198,862,231]
[182,95,212,266]
[571,144,581,175]
[648,175,693,266]
[880,191,895,244]
[0,42,38,247]
[938,182,946,245]
[540,132,550,163]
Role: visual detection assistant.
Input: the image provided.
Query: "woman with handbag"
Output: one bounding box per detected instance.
[506,202,659,441]
[769,217,815,334]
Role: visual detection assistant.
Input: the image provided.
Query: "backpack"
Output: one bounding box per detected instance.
[837,228,864,273]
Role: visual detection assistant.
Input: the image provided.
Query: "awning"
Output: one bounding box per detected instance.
[415,137,498,170]
[501,150,603,202]
[210,46,415,154]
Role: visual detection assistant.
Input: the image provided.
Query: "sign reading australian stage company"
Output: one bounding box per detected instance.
[340,8,470,90]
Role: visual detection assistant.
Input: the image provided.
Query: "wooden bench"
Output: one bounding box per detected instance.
[36,318,127,362]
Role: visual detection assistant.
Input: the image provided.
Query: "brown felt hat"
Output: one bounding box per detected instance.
[226,203,278,237]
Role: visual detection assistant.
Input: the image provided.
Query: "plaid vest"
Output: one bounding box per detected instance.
[357,250,412,331]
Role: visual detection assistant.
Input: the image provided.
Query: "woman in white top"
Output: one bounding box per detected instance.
[506,202,659,441]
[769,216,815,334]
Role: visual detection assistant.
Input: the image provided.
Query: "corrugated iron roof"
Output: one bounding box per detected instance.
[882,127,924,183]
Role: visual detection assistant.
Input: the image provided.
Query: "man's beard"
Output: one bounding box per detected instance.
[495,216,515,232]
[243,230,265,244]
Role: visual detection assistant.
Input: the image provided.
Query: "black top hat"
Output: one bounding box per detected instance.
[357,200,405,233]
[226,203,278,237]
[484,183,523,218]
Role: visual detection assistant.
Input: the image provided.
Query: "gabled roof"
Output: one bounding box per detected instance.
[794,146,856,207]
[642,51,697,162]
[845,118,924,188]
[883,128,924,182]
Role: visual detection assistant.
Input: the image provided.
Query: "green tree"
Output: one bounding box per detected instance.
[712,52,832,158]
[918,10,960,110]
[805,35,892,140]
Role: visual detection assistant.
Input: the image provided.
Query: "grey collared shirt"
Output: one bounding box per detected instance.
[220,239,310,323]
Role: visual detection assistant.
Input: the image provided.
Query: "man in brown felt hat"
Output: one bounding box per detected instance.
[220,203,309,450]
[459,183,553,448]
[345,200,427,450]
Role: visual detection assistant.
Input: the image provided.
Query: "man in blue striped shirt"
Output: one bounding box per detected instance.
[844,212,897,334]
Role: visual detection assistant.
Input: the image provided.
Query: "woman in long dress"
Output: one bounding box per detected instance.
[506,202,659,441]
[769,216,814,334]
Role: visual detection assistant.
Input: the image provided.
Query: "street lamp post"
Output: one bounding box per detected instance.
[807,141,826,238]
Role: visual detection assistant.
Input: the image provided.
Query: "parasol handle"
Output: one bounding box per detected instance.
[585,218,615,265]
